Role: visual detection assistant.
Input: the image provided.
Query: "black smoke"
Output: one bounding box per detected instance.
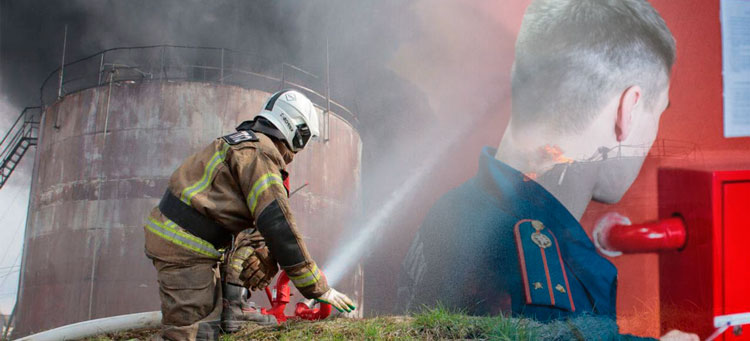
[0,0,431,140]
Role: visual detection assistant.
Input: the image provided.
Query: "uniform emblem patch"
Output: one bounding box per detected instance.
[514,219,575,312]
[222,130,259,145]
[530,220,552,248]
[531,233,552,249]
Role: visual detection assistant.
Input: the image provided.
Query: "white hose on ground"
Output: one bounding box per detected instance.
[14,311,162,341]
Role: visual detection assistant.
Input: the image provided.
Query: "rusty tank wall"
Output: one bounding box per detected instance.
[14,81,362,336]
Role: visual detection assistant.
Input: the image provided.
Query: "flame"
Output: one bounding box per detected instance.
[541,145,574,164]
[523,172,538,182]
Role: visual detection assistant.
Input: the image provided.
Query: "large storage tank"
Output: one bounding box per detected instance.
[14,75,362,336]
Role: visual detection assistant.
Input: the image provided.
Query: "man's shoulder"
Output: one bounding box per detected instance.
[223,132,284,167]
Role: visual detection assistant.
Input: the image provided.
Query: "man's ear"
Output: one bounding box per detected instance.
[615,86,642,142]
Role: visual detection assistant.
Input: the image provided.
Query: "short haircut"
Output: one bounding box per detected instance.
[511,0,676,132]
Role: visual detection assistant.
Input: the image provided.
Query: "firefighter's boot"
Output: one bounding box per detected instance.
[221,283,277,332]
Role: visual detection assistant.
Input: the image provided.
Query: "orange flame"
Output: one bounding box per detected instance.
[523,172,538,182]
[541,145,574,164]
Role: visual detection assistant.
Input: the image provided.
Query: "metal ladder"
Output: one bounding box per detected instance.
[0,107,41,189]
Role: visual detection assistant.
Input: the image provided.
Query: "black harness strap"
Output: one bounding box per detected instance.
[158,190,232,249]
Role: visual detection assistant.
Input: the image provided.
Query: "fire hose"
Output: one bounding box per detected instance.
[261,271,332,323]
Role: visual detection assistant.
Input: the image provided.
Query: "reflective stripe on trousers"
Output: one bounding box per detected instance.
[146,217,222,259]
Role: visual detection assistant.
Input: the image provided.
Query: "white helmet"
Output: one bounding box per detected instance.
[258,89,320,152]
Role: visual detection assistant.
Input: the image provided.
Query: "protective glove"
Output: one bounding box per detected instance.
[316,288,356,313]
[240,246,279,291]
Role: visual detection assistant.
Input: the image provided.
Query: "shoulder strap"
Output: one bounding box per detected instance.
[514,219,575,312]
[222,130,259,145]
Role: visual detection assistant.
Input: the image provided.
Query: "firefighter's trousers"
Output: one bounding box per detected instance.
[144,211,224,341]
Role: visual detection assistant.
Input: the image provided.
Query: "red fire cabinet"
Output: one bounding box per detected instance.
[659,168,750,340]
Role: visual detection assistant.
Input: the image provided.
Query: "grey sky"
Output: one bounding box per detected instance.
[0,97,31,315]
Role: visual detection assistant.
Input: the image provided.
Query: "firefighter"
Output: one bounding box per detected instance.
[144,89,356,341]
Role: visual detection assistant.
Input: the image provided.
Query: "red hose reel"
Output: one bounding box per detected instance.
[260,271,332,324]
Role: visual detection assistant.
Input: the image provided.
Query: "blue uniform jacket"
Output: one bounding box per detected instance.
[398,147,618,321]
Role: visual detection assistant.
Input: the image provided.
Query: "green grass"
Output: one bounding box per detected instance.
[85,307,631,340]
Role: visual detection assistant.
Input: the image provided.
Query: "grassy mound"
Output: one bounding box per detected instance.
[86,307,632,340]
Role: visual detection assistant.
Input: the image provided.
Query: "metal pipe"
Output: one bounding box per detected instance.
[57,25,68,99]
[220,48,224,84]
[87,68,115,320]
[325,35,331,142]
[14,311,162,341]
[103,68,115,137]
[97,53,105,85]
[53,25,68,128]
[289,182,309,197]
[160,46,166,79]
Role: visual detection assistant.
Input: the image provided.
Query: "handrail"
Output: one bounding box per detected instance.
[282,63,319,80]
[0,107,40,162]
[0,107,39,148]
[39,45,358,127]
[39,45,271,93]
[0,106,41,188]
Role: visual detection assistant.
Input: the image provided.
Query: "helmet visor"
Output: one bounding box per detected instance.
[292,123,312,150]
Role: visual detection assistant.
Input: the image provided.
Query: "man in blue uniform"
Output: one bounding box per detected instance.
[399,148,618,320]
[398,0,697,339]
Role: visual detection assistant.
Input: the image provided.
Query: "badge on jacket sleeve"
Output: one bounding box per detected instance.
[222,130,259,145]
[514,219,575,312]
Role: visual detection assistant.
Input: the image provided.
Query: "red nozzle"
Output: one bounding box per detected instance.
[261,272,292,323]
[261,271,333,323]
[294,299,332,321]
